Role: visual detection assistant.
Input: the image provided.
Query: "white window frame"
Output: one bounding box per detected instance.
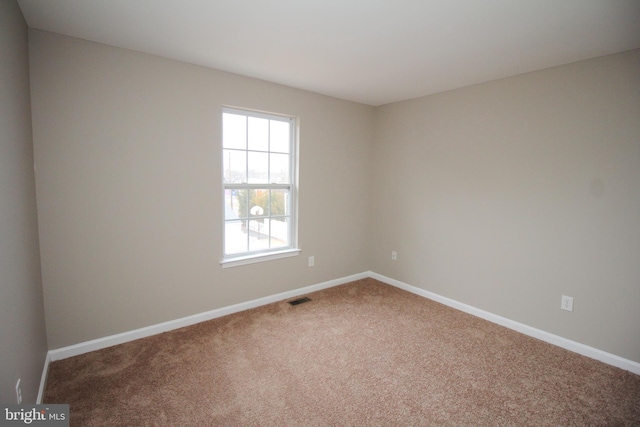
[220,106,300,268]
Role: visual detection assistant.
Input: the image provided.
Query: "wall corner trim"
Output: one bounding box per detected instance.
[37,351,52,404]
[368,271,640,376]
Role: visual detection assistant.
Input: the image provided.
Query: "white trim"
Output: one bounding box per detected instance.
[220,247,301,268]
[223,106,294,122]
[46,270,640,376]
[37,351,51,404]
[49,272,368,361]
[368,271,640,376]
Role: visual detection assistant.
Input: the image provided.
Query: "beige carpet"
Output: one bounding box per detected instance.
[44,278,640,426]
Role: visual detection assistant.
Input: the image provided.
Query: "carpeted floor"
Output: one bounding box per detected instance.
[44,278,640,426]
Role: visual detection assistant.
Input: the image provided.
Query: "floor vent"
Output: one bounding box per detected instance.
[288,297,311,306]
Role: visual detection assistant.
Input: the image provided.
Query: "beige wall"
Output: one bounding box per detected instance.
[28,28,640,365]
[0,0,48,403]
[371,50,640,363]
[29,30,374,349]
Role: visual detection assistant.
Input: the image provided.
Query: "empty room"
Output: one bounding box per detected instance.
[2,0,640,425]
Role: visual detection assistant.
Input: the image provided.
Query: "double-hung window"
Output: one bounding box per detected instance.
[221,107,299,267]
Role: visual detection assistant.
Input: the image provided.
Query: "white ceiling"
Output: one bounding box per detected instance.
[17,0,640,106]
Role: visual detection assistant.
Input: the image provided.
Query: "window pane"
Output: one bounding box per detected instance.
[249,189,269,217]
[225,220,248,254]
[223,113,246,149]
[270,153,289,184]
[248,152,268,183]
[248,219,270,252]
[269,217,289,248]
[223,149,246,183]
[270,120,290,153]
[225,189,247,220]
[248,117,269,151]
[270,189,289,216]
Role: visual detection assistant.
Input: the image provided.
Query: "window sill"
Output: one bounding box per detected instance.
[220,248,301,269]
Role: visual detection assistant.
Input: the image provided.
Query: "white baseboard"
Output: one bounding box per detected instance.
[369,271,640,376]
[46,270,640,377]
[48,272,368,362]
[37,351,51,404]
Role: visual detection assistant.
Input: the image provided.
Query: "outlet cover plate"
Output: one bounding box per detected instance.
[561,295,574,312]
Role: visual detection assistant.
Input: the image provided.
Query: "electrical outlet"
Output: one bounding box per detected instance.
[15,379,22,404]
[308,256,314,267]
[561,295,574,312]
[391,251,397,261]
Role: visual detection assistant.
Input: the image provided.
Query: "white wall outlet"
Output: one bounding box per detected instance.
[391,251,397,261]
[561,295,574,312]
[308,256,315,267]
[15,378,22,404]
